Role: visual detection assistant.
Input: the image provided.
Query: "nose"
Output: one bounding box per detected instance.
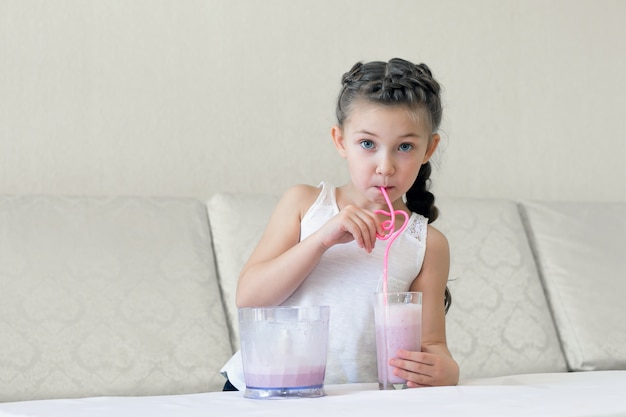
[376,154,395,177]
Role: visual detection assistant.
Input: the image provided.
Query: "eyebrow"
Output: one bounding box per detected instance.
[355,130,422,139]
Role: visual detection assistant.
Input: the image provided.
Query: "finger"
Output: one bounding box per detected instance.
[397,350,435,365]
[342,215,369,251]
[389,357,433,378]
[406,380,431,388]
[354,209,381,249]
[344,209,378,252]
[392,365,432,386]
[356,217,378,252]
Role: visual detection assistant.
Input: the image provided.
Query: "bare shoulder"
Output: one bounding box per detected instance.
[278,184,322,219]
[245,184,322,264]
[425,224,450,255]
[282,183,321,202]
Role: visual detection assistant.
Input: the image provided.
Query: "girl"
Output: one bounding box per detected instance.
[224,58,459,388]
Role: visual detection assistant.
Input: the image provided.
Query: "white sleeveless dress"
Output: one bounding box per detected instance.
[221,182,428,388]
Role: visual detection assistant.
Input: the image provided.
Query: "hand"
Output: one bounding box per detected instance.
[316,205,380,253]
[389,345,460,387]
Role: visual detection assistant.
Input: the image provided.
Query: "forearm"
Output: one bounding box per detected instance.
[235,233,327,307]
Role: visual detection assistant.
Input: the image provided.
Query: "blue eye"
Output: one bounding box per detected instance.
[360,140,374,150]
[399,143,413,152]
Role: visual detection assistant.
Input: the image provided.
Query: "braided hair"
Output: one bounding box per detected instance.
[336,58,442,223]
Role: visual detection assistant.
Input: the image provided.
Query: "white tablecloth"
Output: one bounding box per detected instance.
[1,371,625,417]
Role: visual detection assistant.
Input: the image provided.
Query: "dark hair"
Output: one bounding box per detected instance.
[336,58,442,223]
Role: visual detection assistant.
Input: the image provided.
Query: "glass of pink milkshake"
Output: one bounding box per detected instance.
[374,291,422,390]
[238,305,330,399]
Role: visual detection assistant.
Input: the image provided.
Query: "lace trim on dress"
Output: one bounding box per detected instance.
[407,213,427,242]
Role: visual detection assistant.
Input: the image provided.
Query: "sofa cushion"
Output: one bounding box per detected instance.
[0,196,231,402]
[436,198,568,379]
[520,201,626,371]
[207,193,279,350]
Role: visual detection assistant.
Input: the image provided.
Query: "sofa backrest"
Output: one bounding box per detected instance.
[520,201,626,372]
[206,192,279,351]
[435,198,568,378]
[0,195,232,402]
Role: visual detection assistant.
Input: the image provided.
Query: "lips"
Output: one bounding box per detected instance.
[376,186,394,201]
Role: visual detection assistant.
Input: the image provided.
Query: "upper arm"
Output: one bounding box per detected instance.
[239,184,319,276]
[410,225,451,346]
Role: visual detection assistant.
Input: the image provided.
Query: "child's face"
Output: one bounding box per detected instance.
[332,102,439,208]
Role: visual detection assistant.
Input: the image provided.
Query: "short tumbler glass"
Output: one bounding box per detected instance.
[238,305,330,399]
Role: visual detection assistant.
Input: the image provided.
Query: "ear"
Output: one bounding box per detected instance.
[331,125,347,158]
[422,133,440,164]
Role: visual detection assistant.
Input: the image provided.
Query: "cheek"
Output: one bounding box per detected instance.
[399,159,423,181]
[346,152,371,168]
[346,158,373,181]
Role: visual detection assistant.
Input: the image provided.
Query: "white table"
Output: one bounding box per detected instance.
[1,371,625,417]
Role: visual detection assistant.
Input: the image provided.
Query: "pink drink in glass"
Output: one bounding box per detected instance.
[374,292,422,389]
[244,365,326,389]
[239,305,330,399]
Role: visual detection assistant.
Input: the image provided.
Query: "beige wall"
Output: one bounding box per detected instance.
[1,0,625,202]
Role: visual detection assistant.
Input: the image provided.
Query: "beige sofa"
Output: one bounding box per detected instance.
[1,193,625,403]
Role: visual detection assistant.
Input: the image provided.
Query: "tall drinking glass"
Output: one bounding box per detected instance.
[374,292,422,390]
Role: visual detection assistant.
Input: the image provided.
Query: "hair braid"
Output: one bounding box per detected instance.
[406,161,438,222]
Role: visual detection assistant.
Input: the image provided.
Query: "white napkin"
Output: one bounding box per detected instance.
[219,350,246,391]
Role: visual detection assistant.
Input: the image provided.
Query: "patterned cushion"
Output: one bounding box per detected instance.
[206,193,279,351]
[0,196,232,402]
[520,201,626,371]
[435,198,568,379]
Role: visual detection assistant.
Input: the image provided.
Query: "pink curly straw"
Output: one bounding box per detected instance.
[375,187,410,294]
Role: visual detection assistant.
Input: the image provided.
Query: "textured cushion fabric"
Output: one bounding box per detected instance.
[520,201,626,371]
[0,196,231,402]
[206,193,279,350]
[435,198,568,379]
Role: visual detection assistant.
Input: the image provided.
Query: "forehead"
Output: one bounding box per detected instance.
[344,101,431,134]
